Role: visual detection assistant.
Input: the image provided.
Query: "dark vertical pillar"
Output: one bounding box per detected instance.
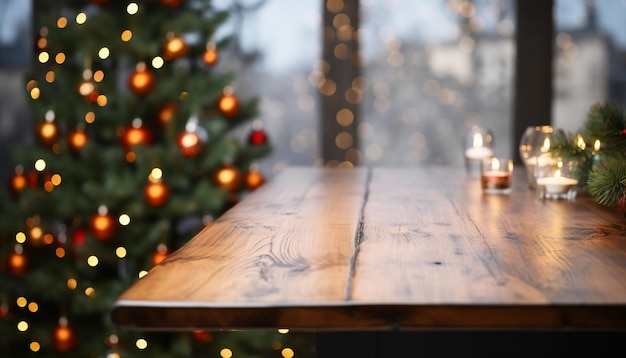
[320,0,361,166]
[513,0,554,163]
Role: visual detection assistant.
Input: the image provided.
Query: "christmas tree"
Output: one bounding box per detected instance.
[550,102,626,213]
[0,1,315,356]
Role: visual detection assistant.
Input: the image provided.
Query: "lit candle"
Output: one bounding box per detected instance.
[536,176,578,194]
[481,170,511,191]
[465,146,494,160]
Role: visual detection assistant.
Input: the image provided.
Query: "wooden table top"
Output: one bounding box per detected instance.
[111,166,626,331]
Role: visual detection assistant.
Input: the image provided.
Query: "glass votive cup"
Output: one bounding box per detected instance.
[534,154,579,200]
[480,157,513,195]
[464,126,494,178]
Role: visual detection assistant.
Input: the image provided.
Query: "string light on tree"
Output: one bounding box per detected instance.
[144,168,171,207]
[36,110,60,146]
[158,101,178,125]
[89,205,116,240]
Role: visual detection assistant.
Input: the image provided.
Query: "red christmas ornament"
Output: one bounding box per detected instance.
[177,130,202,158]
[128,62,155,95]
[217,91,240,118]
[248,129,268,145]
[8,166,28,197]
[618,196,626,214]
[161,0,182,7]
[89,206,116,240]
[245,169,265,191]
[163,35,188,61]
[152,244,169,266]
[144,181,171,207]
[5,247,28,276]
[70,229,86,257]
[121,118,152,151]
[215,165,243,191]
[51,319,78,352]
[191,330,213,343]
[67,129,88,152]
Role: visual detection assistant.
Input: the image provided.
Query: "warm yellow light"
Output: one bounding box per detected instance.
[55,52,66,64]
[138,270,148,278]
[57,17,67,28]
[38,52,50,63]
[28,302,38,312]
[118,214,131,226]
[17,321,29,332]
[136,338,148,350]
[281,347,295,358]
[121,30,132,42]
[76,12,87,25]
[277,328,289,334]
[67,278,77,289]
[152,56,164,68]
[594,139,601,152]
[94,70,105,82]
[97,95,107,106]
[29,341,41,352]
[85,287,95,297]
[15,232,26,244]
[98,47,110,59]
[30,87,41,99]
[56,247,65,258]
[46,71,55,82]
[220,348,233,358]
[16,297,27,307]
[116,247,127,258]
[87,255,99,267]
[127,3,139,15]
[85,112,96,123]
[51,174,62,186]
[34,159,46,172]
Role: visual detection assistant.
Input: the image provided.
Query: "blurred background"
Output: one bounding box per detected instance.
[2,0,625,181]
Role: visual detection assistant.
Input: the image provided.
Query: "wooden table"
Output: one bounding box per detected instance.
[112,167,626,357]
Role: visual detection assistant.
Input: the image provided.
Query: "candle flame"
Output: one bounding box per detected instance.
[472,133,483,148]
[541,138,551,152]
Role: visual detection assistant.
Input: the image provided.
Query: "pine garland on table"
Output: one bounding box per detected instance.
[550,102,626,213]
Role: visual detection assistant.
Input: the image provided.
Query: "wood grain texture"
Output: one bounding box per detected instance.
[112,166,626,330]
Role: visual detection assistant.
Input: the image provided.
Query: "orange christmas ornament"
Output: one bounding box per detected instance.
[89,206,116,240]
[5,245,28,276]
[121,118,152,151]
[158,101,178,125]
[144,168,170,207]
[163,34,188,61]
[202,42,219,66]
[51,318,78,352]
[8,166,28,197]
[128,62,155,95]
[215,165,243,191]
[245,168,265,191]
[217,88,240,118]
[152,243,169,266]
[67,128,88,151]
[177,117,207,158]
[36,110,60,146]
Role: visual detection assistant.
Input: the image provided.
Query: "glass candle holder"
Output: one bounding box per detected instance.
[534,154,579,200]
[518,125,555,188]
[464,126,494,178]
[480,157,513,195]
